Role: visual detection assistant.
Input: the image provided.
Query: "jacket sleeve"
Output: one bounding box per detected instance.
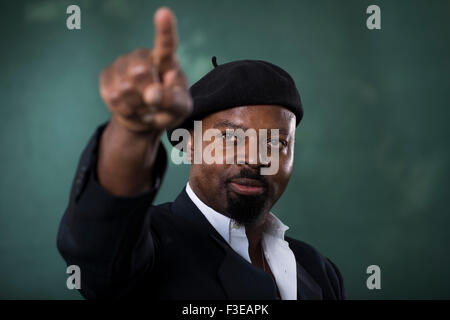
[325,258,347,300]
[56,123,167,299]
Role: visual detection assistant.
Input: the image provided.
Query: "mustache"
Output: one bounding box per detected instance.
[226,168,269,189]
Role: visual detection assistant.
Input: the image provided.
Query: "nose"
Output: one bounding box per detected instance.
[236,135,271,169]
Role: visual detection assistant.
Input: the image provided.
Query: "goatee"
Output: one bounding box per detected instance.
[225,168,269,227]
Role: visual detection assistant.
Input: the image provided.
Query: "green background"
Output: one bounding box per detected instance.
[0,0,449,299]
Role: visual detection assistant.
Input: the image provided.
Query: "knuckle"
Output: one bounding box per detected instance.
[108,91,121,105]
[113,55,129,73]
[129,64,154,83]
[143,84,163,106]
[118,79,133,92]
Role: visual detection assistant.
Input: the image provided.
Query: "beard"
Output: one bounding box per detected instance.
[225,168,270,227]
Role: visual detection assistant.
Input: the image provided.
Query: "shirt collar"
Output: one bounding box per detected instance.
[185,182,289,242]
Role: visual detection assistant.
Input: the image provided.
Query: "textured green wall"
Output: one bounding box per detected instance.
[0,0,449,299]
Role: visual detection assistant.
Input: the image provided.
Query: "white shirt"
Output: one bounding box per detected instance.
[185,182,297,300]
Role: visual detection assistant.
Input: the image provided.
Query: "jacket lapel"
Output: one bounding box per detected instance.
[171,189,277,299]
[209,233,278,299]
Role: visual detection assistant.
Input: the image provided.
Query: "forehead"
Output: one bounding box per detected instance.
[203,105,296,133]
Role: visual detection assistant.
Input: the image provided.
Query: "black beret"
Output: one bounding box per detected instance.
[167,58,303,146]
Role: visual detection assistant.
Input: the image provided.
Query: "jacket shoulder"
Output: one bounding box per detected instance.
[285,236,327,264]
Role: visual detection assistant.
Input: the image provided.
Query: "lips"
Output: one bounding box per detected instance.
[228,178,266,196]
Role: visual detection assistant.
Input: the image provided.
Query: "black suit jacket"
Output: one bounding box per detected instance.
[57,124,346,300]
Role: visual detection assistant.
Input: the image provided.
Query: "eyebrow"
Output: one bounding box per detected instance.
[213,119,291,136]
[213,120,247,130]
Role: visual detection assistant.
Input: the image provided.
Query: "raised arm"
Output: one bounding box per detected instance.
[57,8,191,299]
[98,7,191,196]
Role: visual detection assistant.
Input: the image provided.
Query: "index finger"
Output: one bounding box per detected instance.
[153,7,178,70]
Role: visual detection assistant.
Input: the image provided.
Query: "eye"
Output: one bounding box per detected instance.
[268,138,287,148]
[222,131,237,143]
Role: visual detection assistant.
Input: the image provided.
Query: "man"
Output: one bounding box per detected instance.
[57,7,345,300]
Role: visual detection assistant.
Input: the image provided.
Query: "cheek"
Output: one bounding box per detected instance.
[199,164,225,188]
[272,152,294,193]
[278,147,294,174]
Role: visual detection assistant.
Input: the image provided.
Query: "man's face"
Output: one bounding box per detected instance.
[188,105,296,227]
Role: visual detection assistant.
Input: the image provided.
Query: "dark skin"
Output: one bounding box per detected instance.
[96,7,296,296]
